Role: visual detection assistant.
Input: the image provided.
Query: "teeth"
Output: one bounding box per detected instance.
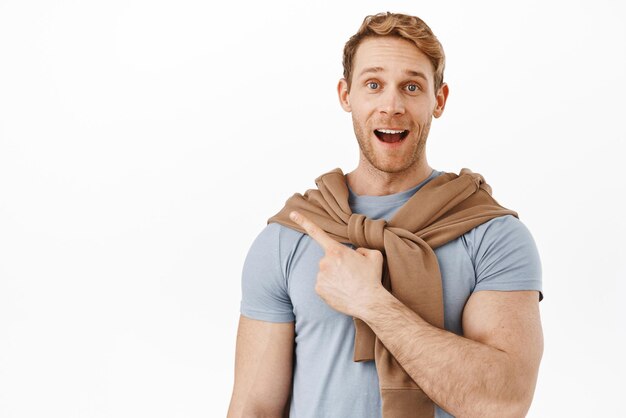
[377,129,405,134]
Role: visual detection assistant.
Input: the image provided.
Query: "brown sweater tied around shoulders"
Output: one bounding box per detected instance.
[268,168,518,418]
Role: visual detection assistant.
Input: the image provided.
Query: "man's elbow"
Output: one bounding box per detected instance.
[507,389,536,418]
[494,397,534,418]
[474,356,541,417]
[454,378,536,418]
[470,388,535,418]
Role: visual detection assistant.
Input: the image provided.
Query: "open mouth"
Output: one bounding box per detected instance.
[374,129,409,143]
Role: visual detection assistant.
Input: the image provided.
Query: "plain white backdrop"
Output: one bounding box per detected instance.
[1,0,624,416]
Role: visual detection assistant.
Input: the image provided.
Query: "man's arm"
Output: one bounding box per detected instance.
[289,210,543,418]
[361,289,543,417]
[227,315,294,418]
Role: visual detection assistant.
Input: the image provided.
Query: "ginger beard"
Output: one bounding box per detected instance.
[351,115,432,174]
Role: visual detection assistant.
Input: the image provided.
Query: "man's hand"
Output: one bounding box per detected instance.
[289,211,384,318]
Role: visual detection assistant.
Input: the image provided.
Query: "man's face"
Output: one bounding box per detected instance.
[338,36,448,174]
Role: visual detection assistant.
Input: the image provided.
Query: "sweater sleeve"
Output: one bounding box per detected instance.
[471,215,543,299]
[240,222,295,322]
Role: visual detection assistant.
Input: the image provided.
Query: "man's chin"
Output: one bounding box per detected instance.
[367,158,417,174]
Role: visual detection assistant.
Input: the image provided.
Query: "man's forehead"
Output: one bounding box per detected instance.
[352,37,434,79]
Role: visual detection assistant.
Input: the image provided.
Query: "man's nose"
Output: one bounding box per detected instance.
[379,89,405,116]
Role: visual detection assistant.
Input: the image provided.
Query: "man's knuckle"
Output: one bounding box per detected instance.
[328,247,343,257]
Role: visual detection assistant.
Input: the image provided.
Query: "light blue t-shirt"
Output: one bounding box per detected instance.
[240,169,542,418]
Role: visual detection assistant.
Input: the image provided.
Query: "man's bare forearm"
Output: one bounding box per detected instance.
[358,290,537,418]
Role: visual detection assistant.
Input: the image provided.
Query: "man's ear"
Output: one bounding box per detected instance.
[433,82,449,118]
[337,78,351,112]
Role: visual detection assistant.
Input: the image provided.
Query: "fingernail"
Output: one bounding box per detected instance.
[289,211,299,222]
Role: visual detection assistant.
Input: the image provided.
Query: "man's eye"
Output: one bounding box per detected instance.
[367,82,379,90]
[406,84,419,92]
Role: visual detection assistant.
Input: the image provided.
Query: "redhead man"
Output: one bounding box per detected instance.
[228,12,543,418]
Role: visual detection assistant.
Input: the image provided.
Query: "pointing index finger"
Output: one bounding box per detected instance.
[289,211,341,252]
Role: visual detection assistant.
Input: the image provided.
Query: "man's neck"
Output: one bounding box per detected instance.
[345,161,434,197]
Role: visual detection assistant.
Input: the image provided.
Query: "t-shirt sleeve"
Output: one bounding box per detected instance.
[472,215,543,299]
[240,222,295,322]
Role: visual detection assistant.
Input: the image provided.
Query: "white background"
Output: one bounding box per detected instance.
[1,0,625,417]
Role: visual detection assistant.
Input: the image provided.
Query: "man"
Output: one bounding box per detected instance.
[228,12,543,418]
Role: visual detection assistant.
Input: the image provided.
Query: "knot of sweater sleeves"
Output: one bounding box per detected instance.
[347,213,387,251]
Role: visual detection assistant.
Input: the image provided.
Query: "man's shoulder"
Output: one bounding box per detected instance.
[474,214,534,240]
[464,214,542,294]
[451,214,534,265]
[264,221,306,241]
[248,222,306,258]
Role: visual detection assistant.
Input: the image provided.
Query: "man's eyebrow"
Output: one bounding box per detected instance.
[358,67,428,80]
[405,70,428,80]
[358,67,385,77]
